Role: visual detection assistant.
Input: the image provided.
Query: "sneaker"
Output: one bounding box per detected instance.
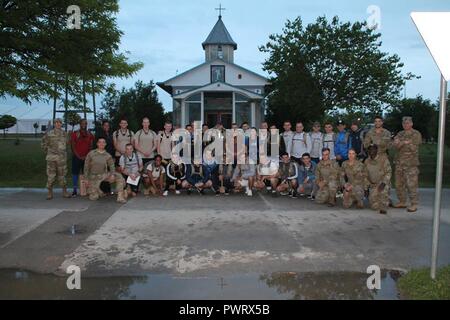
[175,190,181,195]
[247,189,253,197]
[163,190,168,197]
[291,191,298,199]
[266,186,272,191]
[280,191,289,196]
[72,190,77,197]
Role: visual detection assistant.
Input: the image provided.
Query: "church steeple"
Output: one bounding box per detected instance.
[202,9,237,63]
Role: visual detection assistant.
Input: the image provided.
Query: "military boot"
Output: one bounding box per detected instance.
[117,190,127,204]
[407,205,418,213]
[46,188,53,200]
[356,200,364,209]
[62,187,71,198]
[393,202,407,209]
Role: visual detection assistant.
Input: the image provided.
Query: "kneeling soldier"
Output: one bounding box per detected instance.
[341,148,367,209]
[365,144,391,214]
[84,138,126,203]
[315,148,340,207]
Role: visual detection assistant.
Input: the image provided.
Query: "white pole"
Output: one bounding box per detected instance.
[430,75,448,279]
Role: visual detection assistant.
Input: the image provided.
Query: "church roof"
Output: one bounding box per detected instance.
[202,17,237,50]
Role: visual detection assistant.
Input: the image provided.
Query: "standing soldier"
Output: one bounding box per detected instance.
[113,119,134,166]
[41,118,71,200]
[315,148,340,207]
[392,116,422,213]
[341,149,367,209]
[363,116,392,160]
[84,137,126,203]
[134,117,157,168]
[365,144,392,214]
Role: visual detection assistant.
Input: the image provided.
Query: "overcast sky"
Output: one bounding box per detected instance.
[1,0,449,119]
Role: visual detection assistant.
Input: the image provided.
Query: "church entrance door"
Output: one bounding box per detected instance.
[206,112,232,129]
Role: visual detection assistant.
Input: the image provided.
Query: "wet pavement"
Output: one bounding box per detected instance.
[0,269,402,300]
[0,188,449,299]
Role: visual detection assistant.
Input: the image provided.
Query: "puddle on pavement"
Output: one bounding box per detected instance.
[0,269,402,300]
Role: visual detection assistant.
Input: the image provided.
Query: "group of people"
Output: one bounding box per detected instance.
[41,115,422,214]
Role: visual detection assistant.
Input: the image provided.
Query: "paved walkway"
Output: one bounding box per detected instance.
[0,188,449,277]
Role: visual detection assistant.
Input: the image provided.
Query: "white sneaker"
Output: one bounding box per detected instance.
[247,189,253,197]
[175,190,181,195]
[163,190,168,197]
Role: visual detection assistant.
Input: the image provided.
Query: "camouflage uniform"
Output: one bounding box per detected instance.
[363,128,392,160]
[393,128,422,208]
[84,149,126,203]
[41,127,69,192]
[315,159,340,205]
[365,155,392,211]
[341,160,367,208]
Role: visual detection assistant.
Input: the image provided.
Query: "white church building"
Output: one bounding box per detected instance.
[157,14,270,128]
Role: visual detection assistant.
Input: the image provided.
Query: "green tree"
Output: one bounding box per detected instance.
[0,115,17,137]
[64,111,82,131]
[260,16,416,123]
[101,81,165,132]
[0,0,143,105]
[385,96,438,140]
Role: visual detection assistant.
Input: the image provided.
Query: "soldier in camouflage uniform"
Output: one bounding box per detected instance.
[84,137,126,203]
[365,144,392,214]
[363,116,392,160]
[341,148,367,209]
[392,116,422,213]
[41,118,71,200]
[315,148,340,207]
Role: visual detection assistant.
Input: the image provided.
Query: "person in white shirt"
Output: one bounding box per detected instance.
[309,121,323,164]
[144,155,166,196]
[255,154,279,194]
[119,144,143,198]
[134,117,157,167]
[323,122,337,160]
[280,121,294,156]
[291,122,312,165]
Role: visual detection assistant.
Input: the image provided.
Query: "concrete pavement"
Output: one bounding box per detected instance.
[0,188,449,277]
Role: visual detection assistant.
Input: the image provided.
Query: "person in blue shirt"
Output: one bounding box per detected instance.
[297,153,317,199]
[335,120,352,166]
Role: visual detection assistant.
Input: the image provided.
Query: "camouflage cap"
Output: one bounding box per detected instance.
[402,116,413,123]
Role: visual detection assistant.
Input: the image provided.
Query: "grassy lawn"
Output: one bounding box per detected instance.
[398,265,450,300]
[0,138,449,188]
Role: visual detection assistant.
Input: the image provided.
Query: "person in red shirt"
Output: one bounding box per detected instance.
[71,119,94,196]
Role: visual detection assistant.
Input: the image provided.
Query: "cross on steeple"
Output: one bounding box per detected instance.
[215,4,226,19]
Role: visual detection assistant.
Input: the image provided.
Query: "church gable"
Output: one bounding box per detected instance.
[162,59,269,89]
